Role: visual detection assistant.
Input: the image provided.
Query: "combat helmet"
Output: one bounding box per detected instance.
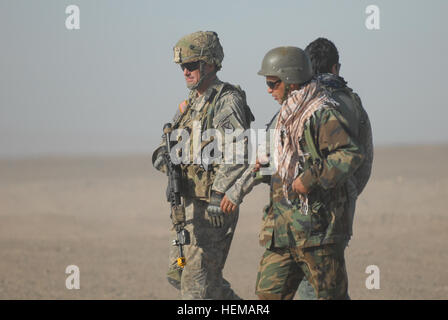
[258,46,313,85]
[173,31,224,70]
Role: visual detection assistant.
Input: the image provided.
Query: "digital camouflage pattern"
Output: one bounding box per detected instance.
[225,163,263,205]
[224,112,278,205]
[153,77,253,199]
[152,76,253,299]
[166,198,241,299]
[256,243,349,300]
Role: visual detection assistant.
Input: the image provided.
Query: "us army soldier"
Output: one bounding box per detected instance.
[152,31,254,300]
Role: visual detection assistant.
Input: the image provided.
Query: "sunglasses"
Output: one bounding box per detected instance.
[181,61,200,72]
[266,79,281,89]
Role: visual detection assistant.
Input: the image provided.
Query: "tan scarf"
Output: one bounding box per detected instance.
[273,81,337,213]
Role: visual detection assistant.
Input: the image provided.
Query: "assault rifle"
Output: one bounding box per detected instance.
[163,123,190,268]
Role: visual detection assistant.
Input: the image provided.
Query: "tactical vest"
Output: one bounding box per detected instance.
[172,82,253,201]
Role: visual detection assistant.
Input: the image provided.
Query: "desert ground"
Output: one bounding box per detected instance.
[0,145,447,299]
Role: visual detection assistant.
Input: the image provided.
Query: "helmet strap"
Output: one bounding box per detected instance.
[188,61,214,91]
[282,84,291,103]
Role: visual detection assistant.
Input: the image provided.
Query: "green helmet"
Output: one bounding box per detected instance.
[173,31,224,70]
[258,46,313,85]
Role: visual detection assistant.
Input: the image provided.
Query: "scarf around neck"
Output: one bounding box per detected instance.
[273,81,337,213]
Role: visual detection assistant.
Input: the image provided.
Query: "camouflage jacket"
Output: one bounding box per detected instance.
[259,90,365,249]
[316,73,373,195]
[152,77,254,200]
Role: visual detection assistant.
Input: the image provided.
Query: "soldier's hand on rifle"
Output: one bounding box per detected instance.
[220,195,237,214]
[152,148,169,172]
[206,191,225,228]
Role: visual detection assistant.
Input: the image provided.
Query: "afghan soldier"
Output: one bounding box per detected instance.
[152,31,254,300]
[225,46,365,299]
[305,38,374,241]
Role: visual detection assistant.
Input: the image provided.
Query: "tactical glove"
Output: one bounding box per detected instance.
[153,154,167,170]
[152,148,169,173]
[206,191,225,228]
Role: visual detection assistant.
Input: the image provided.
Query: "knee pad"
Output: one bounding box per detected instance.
[166,268,182,290]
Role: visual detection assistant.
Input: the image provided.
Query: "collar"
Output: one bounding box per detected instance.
[315,73,347,89]
[190,77,222,112]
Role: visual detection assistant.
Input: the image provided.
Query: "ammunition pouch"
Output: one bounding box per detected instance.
[181,164,216,201]
[171,204,186,226]
[168,80,252,203]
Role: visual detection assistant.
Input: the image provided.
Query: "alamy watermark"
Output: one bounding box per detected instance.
[165,122,279,176]
[65,265,80,289]
[65,5,80,30]
[365,5,380,30]
[365,265,380,289]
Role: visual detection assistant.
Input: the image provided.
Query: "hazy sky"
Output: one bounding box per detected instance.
[0,0,447,157]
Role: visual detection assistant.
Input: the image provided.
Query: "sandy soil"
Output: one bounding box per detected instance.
[0,145,447,299]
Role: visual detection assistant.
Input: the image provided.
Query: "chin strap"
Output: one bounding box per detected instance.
[282,84,291,103]
[188,61,215,90]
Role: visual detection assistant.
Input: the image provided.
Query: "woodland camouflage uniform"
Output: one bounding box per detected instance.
[228,46,365,300]
[255,90,364,300]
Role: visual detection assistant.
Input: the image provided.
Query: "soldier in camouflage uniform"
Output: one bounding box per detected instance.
[152,31,254,300]
[305,38,374,240]
[226,46,365,300]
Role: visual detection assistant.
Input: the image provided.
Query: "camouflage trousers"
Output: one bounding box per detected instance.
[166,198,241,300]
[255,243,349,300]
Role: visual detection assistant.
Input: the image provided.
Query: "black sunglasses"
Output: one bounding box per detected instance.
[266,79,281,89]
[181,61,200,72]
